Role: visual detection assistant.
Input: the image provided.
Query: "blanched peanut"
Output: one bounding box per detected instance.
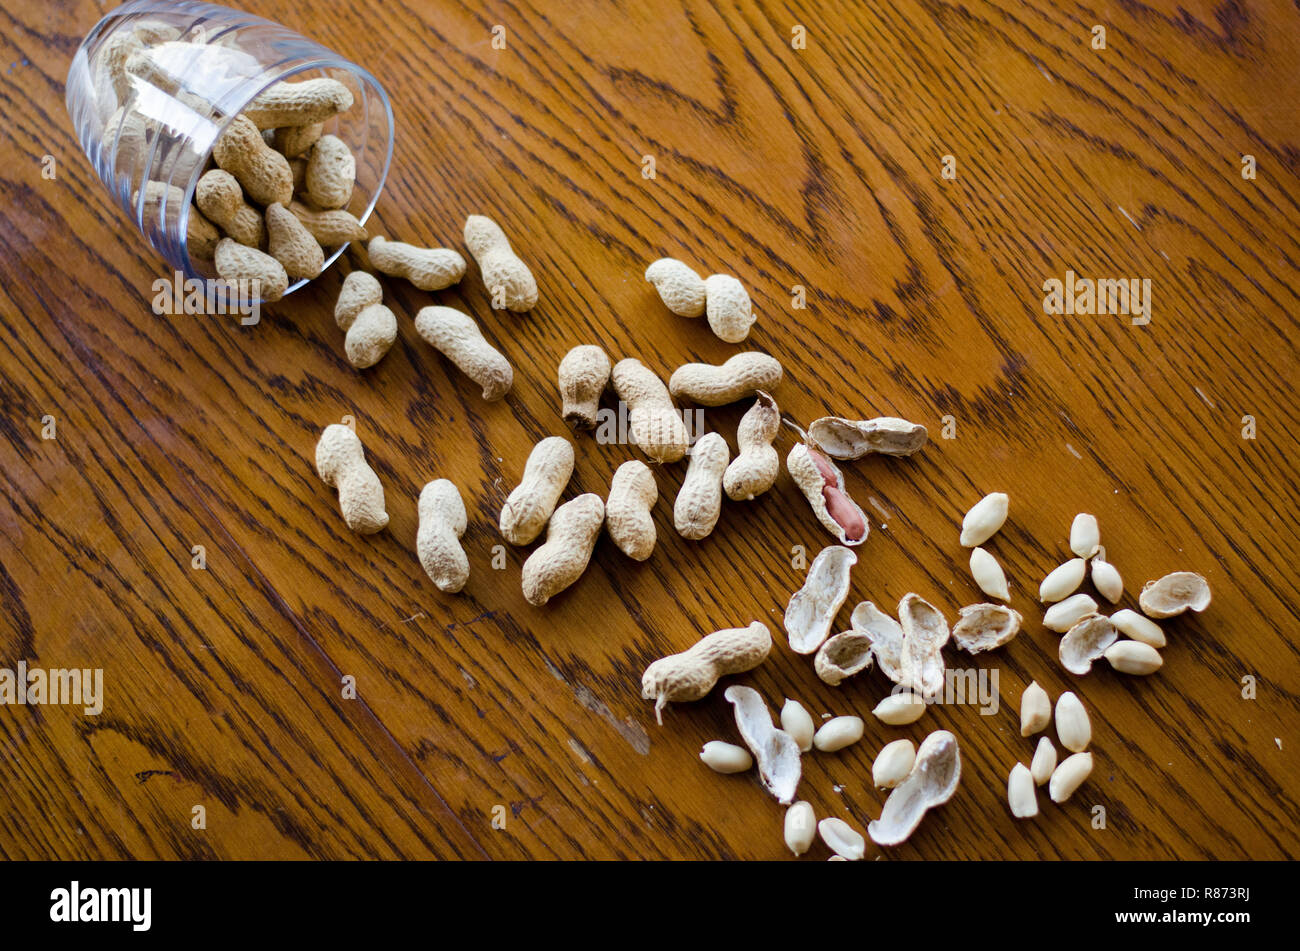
[1044,593,1099,632]
[784,801,817,855]
[703,273,755,342]
[668,352,782,406]
[520,494,604,606]
[1110,609,1166,648]
[673,432,729,540]
[1104,640,1163,675]
[818,818,865,860]
[1049,752,1093,803]
[872,692,926,725]
[609,358,689,463]
[641,621,772,723]
[780,699,816,752]
[314,423,388,533]
[605,460,657,560]
[1008,762,1038,819]
[265,202,324,278]
[304,134,355,210]
[333,271,396,369]
[1070,513,1100,558]
[414,306,513,401]
[812,716,864,752]
[368,236,466,291]
[699,741,753,774]
[464,214,538,312]
[872,739,916,789]
[959,492,1009,547]
[787,443,868,545]
[557,345,611,431]
[499,437,575,546]
[1020,681,1051,736]
[416,479,469,593]
[724,391,780,501]
[645,258,705,317]
[1055,691,1091,752]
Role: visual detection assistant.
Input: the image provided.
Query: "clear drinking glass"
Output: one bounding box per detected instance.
[65,0,393,299]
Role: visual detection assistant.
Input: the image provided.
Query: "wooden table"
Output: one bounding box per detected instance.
[1,0,1296,860]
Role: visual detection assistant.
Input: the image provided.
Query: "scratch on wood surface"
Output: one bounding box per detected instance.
[1064,443,1083,460]
[1118,205,1142,230]
[1195,386,1216,409]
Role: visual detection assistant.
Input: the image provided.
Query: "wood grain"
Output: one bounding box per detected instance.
[0,0,1297,860]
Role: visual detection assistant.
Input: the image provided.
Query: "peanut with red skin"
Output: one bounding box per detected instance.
[787,443,868,545]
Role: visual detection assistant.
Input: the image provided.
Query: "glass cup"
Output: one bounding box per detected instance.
[65,0,393,300]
